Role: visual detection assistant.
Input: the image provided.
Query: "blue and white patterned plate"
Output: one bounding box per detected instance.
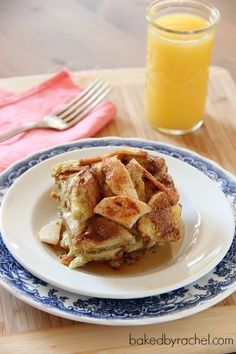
[0,137,235,325]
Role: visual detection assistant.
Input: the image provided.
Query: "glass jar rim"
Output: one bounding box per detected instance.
[146,0,220,35]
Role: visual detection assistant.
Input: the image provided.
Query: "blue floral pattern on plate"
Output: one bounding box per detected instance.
[0,138,235,325]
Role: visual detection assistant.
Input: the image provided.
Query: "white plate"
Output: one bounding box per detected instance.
[0,137,235,325]
[0,144,234,299]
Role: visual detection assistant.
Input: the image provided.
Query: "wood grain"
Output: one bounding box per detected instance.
[0,66,235,353]
[0,0,235,79]
[0,306,235,354]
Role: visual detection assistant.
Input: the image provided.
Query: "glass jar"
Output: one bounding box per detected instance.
[145,0,220,135]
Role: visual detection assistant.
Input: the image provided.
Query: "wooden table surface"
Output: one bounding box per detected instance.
[0,0,236,79]
[0,1,236,352]
[0,66,235,353]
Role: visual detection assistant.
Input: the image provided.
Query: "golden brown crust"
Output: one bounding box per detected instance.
[57,169,100,222]
[137,192,181,242]
[126,159,147,202]
[78,148,148,166]
[79,156,105,166]
[48,148,182,269]
[73,216,135,253]
[52,160,87,177]
[94,196,151,229]
[102,157,138,199]
[127,158,179,205]
[142,167,179,205]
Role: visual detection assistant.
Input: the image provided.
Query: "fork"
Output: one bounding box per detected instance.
[0,79,112,143]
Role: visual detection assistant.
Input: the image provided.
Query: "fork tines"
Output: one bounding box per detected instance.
[55,79,111,125]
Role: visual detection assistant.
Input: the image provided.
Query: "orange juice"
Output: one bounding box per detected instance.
[145,12,216,133]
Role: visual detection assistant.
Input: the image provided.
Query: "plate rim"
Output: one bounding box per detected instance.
[1,136,236,185]
[0,276,235,326]
[0,136,235,325]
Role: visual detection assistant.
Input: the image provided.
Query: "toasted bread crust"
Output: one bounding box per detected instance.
[46,148,182,268]
[102,157,138,199]
[137,192,181,242]
[94,196,151,229]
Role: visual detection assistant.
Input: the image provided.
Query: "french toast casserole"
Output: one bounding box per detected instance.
[38,148,182,269]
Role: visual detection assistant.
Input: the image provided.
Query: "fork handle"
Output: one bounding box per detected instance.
[0,121,47,143]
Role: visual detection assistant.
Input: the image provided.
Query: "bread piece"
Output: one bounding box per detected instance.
[69,247,124,268]
[52,160,87,178]
[70,169,100,222]
[91,161,113,198]
[79,148,148,166]
[137,192,181,242]
[102,156,138,199]
[63,211,87,237]
[57,169,100,223]
[94,195,151,229]
[126,159,147,202]
[73,216,135,253]
[38,219,62,245]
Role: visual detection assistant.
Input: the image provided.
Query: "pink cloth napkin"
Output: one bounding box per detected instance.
[0,69,116,172]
